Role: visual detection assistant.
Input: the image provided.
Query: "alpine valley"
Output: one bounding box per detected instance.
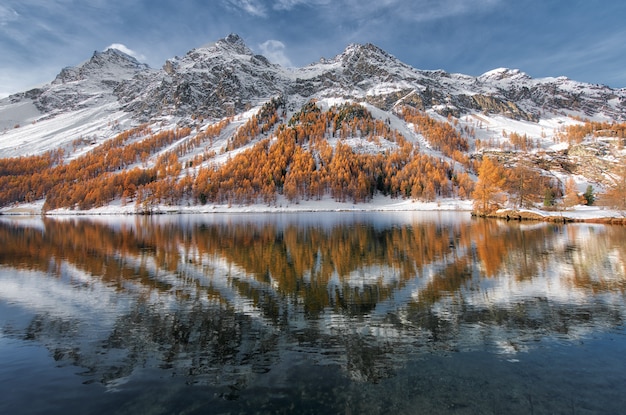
[1,34,625,217]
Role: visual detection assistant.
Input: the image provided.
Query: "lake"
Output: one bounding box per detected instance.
[1,212,625,414]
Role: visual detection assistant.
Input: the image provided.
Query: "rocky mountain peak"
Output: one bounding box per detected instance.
[478,68,531,83]
[304,41,421,96]
[166,33,261,74]
[218,33,251,53]
[194,33,255,57]
[121,34,285,119]
[100,47,144,65]
[52,48,149,85]
[339,42,393,62]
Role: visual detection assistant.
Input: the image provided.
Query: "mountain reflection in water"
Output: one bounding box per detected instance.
[0,212,625,414]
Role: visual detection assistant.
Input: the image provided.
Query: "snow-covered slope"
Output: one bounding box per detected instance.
[2,33,625,159]
[0,47,151,157]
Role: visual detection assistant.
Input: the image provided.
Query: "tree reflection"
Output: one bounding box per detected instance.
[0,215,625,387]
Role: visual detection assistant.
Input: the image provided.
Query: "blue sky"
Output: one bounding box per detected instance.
[1,0,625,97]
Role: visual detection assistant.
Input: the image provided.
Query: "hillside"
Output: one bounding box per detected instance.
[0,34,625,216]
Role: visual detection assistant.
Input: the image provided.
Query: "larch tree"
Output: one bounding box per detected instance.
[472,156,507,216]
[603,158,626,210]
[506,163,542,209]
[563,177,581,208]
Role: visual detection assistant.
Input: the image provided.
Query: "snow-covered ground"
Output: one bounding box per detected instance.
[0,100,130,158]
[2,195,624,223]
[0,195,471,216]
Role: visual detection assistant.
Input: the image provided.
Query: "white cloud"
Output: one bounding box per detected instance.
[105,43,146,62]
[259,39,293,67]
[225,0,267,17]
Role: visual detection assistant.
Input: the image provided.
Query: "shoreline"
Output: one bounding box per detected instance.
[477,208,626,225]
[0,197,474,216]
[1,198,625,225]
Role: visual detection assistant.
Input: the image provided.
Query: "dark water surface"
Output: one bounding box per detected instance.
[1,212,625,414]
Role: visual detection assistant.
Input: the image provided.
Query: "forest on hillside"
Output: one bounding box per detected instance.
[0,99,625,214]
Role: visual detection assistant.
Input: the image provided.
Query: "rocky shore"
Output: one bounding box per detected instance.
[474,208,626,225]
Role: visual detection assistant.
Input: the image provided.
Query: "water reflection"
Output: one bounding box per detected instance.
[0,213,625,411]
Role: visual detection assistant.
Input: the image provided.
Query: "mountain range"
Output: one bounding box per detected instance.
[1,34,625,214]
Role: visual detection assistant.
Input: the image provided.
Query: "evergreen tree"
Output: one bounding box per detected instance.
[583,185,595,206]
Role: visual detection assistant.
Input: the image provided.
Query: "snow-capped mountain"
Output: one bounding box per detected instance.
[115,33,626,122]
[13,48,151,116]
[116,34,286,120]
[2,33,625,143]
[1,34,625,215]
[0,48,154,157]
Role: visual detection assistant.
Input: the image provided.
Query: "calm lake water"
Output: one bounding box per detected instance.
[1,212,625,414]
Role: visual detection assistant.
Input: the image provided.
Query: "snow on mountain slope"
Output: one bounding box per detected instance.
[0,102,130,158]
[0,47,151,157]
[0,99,41,132]
[22,47,151,116]
[117,34,287,120]
[1,33,624,174]
[288,42,426,100]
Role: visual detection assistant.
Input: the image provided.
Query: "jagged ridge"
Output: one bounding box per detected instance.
[5,33,626,122]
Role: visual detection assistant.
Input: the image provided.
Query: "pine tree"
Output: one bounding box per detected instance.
[583,185,595,206]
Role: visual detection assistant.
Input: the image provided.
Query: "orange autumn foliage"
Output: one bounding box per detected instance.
[1,100,476,211]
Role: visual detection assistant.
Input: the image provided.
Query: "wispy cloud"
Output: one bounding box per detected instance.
[0,5,19,26]
[224,0,500,21]
[1,0,122,49]
[224,0,267,17]
[0,0,623,95]
[409,0,501,21]
[398,0,501,21]
[279,0,501,22]
[258,39,293,67]
[260,0,502,50]
[272,0,332,11]
[512,29,626,86]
